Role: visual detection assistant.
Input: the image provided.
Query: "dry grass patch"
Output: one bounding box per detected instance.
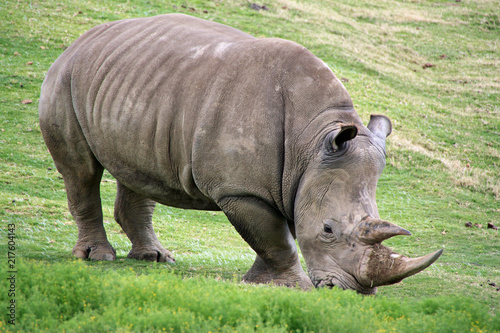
[392,134,499,199]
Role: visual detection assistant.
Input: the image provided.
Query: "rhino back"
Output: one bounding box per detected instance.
[43,14,300,211]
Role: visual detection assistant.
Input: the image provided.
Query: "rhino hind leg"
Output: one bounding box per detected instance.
[218,197,313,290]
[114,182,175,263]
[65,164,116,261]
[39,100,116,261]
[56,154,116,261]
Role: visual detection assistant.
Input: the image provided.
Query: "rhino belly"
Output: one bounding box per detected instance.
[112,165,221,211]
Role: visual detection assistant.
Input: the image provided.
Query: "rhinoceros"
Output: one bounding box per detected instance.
[39,13,442,294]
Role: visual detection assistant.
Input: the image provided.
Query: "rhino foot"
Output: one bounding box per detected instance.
[73,243,116,261]
[127,245,175,263]
[243,271,312,290]
[243,255,313,290]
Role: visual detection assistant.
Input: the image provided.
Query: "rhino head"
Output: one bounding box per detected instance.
[295,114,442,294]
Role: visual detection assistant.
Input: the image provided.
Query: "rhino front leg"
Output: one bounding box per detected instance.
[114,182,175,263]
[219,197,312,290]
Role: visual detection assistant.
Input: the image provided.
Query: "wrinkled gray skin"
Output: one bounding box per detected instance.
[39,14,442,294]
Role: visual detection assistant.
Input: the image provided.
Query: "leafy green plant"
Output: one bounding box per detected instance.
[1,260,497,332]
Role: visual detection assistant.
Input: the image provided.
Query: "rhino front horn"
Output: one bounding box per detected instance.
[360,245,443,287]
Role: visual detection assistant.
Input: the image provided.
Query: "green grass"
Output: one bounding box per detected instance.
[1,0,499,331]
[2,259,499,332]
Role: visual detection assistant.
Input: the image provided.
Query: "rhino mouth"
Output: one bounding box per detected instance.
[309,269,377,295]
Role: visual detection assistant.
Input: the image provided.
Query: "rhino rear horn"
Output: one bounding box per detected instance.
[358,217,411,244]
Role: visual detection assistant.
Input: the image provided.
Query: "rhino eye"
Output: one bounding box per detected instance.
[323,224,333,233]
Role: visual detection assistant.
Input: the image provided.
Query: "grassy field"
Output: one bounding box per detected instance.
[1,0,499,331]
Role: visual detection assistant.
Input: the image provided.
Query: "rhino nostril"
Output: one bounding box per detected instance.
[315,279,336,289]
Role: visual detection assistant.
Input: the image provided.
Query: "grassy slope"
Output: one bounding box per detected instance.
[0,0,498,330]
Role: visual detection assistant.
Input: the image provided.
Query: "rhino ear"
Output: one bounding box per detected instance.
[327,124,358,152]
[368,115,392,139]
